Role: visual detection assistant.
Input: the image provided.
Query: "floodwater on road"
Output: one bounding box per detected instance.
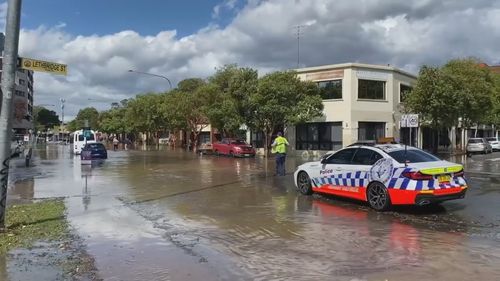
[3,145,500,280]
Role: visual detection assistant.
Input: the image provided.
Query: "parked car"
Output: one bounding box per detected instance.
[81,143,108,161]
[466,138,493,155]
[212,138,256,157]
[485,137,500,151]
[294,144,468,211]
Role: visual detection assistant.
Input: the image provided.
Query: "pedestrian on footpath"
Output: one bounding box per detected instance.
[271,132,289,176]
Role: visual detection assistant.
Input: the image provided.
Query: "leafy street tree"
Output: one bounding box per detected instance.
[405,58,496,152]
[205,65,258,136]
[163,78,211,151]
[249,71,324,155]
[404,66,458,130]
[67,107,99,132]
[33,106,60,132]
[98,107,130,136]
[442,59,495,128]
[125,93,166,144]
[489,73,500,129]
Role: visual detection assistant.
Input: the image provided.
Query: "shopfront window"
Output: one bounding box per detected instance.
[358,122,385,141]
[400,84,413,103]
[358,79,385,100]
[296,122,343,151]
[318,80,342,100]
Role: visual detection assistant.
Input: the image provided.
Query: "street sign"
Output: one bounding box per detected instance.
[19,57,67,75]
[401,114,419,128]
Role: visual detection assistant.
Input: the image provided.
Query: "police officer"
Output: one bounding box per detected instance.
[271,132,289,176]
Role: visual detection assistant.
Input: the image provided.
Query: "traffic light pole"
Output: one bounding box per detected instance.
[0,0,23,231]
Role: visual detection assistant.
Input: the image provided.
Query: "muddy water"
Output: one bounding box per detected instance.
[3,145,500,280]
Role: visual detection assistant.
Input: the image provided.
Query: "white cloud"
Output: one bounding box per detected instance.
[212,0,238,19]
[13,0,500,120]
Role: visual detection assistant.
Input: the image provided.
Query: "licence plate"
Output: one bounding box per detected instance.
[244,154,250,156]
[438,175,451,183]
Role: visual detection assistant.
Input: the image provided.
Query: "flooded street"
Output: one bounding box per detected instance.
[4,145,500,280]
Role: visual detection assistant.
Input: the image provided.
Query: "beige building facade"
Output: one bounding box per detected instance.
[287,63,416,156]
[0,58,35,136]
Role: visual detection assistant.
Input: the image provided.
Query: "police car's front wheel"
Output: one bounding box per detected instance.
[367,182,391,211]
[297,172,313,195]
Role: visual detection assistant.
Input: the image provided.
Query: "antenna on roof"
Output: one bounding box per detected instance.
[294,24,306,68]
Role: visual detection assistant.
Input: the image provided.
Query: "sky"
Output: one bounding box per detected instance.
[1,0,500,120]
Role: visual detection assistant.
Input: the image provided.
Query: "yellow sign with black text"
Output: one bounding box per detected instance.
[19,57,67,75]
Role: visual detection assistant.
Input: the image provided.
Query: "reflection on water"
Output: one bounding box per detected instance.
[4,145,500,280]
[8,178,34,201]
[117,151,500,280]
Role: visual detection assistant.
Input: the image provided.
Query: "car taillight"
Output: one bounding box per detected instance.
[402,171,434,181]
[454,170,464,177]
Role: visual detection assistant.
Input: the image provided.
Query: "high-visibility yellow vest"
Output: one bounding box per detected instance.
[274,136,288,154]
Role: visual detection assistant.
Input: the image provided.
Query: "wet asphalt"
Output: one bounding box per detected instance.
[3,145,500,281]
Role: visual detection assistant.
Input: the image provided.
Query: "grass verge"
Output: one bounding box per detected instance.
[0,199,69,252]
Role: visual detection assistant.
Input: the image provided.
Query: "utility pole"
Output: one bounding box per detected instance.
[0,0,23,231]
[294,25,305,68]
[60,98,65,125]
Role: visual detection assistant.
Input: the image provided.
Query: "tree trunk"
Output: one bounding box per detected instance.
[192,131,200,153]
[432,127,438,155]
[264,129,273,158]
[264,129,268,157]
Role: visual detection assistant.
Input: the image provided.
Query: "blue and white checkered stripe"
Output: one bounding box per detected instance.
[313,168,467,190]
[312,171,369,188]
[388,168,466,190]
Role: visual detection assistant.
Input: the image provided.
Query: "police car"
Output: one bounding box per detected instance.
[294,144,468,211]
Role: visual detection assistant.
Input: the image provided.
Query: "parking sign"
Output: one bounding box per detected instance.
[401,114,419,128]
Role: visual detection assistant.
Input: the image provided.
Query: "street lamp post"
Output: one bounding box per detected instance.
[60,98,65,126]
[128,69,173,90]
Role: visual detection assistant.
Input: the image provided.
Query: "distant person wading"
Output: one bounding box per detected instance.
[271,132,289,176]
[113,137,119,151]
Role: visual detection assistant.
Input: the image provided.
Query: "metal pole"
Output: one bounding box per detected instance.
[60,98,65,142]
[128,70,172,90]
[0,0,22,230]
[60,98,65,125]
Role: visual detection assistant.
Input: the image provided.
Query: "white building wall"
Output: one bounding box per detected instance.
[292,63,416,157]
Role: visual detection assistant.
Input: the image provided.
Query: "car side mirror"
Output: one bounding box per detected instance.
[320,158,327,164]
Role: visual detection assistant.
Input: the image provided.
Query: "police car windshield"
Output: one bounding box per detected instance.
[388,149,440,163]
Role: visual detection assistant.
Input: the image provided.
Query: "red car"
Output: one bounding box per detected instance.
[213,138,256,157]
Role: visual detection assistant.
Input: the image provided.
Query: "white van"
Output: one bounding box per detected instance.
[71,129,97,154]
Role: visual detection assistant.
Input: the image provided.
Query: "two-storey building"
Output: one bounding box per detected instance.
[286,63,416,156]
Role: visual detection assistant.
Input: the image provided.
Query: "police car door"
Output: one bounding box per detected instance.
[350,148,384,194]
[319,148,357,186]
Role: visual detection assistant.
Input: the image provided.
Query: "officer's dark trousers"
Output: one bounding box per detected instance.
[275,153,286,176]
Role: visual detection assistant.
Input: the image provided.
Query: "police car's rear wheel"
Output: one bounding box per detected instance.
[367,182,391,211]
[297,172,313,195]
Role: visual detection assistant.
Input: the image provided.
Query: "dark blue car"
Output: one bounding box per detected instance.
[81,143,108,160]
